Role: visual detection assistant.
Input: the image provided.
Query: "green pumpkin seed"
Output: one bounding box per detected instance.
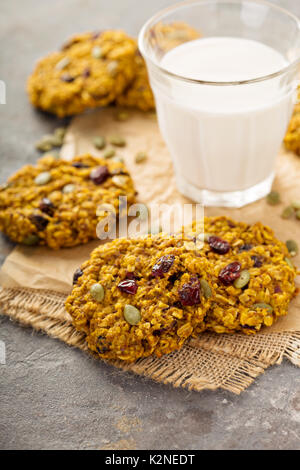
[135,152,148,164]
[112,175,127,188]
[183,240,195,251]
[286,239,298,257]
[91,45,103,58]
[266,191,281,205]
[90,283,105,302]
[35,134,62,151]
[251,303,273,314]
[112,156,124,164]
[200,279,212,299]
[96,203,114,217]
[55,57,70,70]
[233,270,250,289]
[197,232,213,243]
[35,171,52,185]
[62,184,76,194]
[0,182,9,191]
[291,200,300,210]
[281,206,295,219]
[54,127,67,140]
[115,111,129,122]
[296,210,300,220]
[124,304,141,325]
[109,135,126,147]
[103,148,116,159]
[22,234,40,246]
[107,61,118,77]
[93,136,106,150]
[35,139,53,152]
[285,257,294,270]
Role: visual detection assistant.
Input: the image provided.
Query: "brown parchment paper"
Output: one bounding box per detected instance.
[0,107,300,394]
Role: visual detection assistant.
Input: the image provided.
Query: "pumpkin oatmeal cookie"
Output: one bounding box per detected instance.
[0,154,135,249]
[27,30,137,117]
[116,50,155,111]
[149,21,200,53]
[66,216,297,362]
[66,234,213,362]
[284,101,300,155]
[192,216,297,334]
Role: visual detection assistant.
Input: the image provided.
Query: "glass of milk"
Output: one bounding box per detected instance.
[139,0,300,207]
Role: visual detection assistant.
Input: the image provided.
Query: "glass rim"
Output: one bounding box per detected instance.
[138,0,300,86]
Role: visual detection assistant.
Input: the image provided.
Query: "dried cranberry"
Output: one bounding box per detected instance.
[60,74,75,82]
[96,335,110,354]
[251,255,264,268]
[39,198,55,216]
[72,162,89,168]
[82,67,91,78]
[238,244,253,252]
[178,276,201,306]
[208,236,230,254]
[218,262,241,285]
[118,279,138,295]
[90,166,109,185]
[29,214,49,231]
[151,255,175,277]
[274,285,282,293]
[73,268,83,284]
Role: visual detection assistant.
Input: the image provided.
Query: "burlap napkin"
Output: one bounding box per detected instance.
[0,108,299,394]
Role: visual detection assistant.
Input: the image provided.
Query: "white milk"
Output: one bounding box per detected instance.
[153,37,294,206]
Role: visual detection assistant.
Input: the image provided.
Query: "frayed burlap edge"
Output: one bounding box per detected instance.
[1,286,300,394]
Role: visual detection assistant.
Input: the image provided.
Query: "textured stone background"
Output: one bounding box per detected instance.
[0,0,300,450]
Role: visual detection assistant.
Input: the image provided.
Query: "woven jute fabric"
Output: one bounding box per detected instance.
[1,286,299,394]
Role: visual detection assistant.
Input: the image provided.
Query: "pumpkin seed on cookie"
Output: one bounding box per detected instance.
[91,45,103,58]
[200,279,212,299]
[233,270,250,289]
[124,305,141,325]
[35,171,52,185]
[286,239,298,257]
[55,57,70,70]
[90,283,105,302]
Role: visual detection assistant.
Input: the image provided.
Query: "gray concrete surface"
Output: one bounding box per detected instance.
[0,0,300,450]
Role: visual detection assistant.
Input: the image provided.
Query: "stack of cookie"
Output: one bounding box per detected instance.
[27,23,200,117]
[27,30,154,117]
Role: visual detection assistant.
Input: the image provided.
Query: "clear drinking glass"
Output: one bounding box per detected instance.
[139,0,300,207]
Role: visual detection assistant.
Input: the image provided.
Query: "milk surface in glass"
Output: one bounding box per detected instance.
[154,37,294,205]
